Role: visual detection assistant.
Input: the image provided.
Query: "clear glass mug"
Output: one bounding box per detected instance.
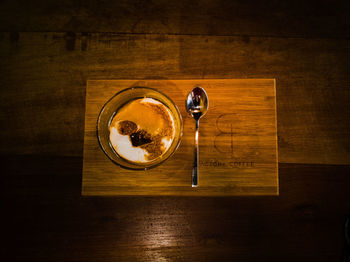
[97,86,183,170]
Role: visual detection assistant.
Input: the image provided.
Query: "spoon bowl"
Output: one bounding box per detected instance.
[186,86,209,187]
[186,87,209,120]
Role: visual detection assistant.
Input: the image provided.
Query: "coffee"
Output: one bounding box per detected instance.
[109,98,175,163]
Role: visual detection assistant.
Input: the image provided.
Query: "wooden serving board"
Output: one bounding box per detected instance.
[82,79,278,196]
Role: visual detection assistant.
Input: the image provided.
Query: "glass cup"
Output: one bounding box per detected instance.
[97,86,183,170]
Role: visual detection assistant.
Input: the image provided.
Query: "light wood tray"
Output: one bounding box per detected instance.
[82,79,278,196]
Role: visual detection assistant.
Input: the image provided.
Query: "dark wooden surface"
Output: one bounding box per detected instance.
[1,0,350,261]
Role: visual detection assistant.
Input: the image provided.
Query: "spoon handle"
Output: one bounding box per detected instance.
[192,119,199,187]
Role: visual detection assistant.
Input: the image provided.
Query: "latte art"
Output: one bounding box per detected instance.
[109,98,175,163]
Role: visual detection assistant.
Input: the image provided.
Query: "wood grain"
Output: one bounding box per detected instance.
[0,33,349,165]
[1,0,350,261]
[1,0,350,38]
[3,155,350,261]
[82,79,278,196]
[0,0,350,262]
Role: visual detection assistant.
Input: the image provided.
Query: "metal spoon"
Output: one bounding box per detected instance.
[186,86,209,187]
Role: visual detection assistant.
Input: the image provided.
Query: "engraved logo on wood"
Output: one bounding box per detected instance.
[200,113,255,169]
[214,113,235,155]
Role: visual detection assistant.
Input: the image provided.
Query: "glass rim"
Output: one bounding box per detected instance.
[96,86,183,170]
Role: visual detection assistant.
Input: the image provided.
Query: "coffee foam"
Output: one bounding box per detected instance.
[110,127,149,162]
[109,97,175,163]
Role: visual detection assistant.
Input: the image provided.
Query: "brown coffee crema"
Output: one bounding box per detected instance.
[109,98,175,162]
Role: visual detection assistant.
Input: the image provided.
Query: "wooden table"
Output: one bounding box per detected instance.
[2,0,350,261]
